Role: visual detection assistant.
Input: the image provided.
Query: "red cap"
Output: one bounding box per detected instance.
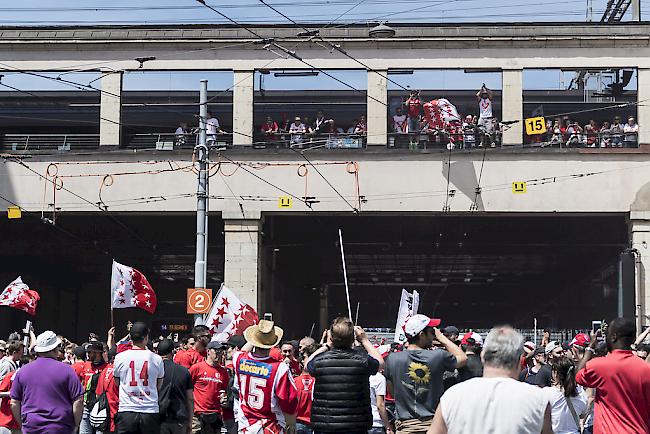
[570,333,590,348]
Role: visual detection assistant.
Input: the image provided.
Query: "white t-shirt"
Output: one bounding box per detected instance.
[393,114,407,133]
[542,386,587,434]
[113,347,165,413]
[478,97,493,118]
[206,117,220,135]
[369,373,386,428]
[440,377,547,434]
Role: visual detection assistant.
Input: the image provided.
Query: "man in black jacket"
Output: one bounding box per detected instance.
[306,317,385,434]
[157,339,194,434]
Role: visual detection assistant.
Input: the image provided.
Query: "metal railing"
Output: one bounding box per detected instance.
[525,131,639,148]
[0,134,100,151]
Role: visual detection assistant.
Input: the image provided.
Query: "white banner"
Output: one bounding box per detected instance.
[393,289,419,343]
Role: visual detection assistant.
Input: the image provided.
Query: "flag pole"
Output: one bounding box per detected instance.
[354,302,360,325]
[110,308,114,329]
[338,229,353,321]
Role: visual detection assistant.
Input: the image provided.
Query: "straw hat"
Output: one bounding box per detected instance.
[244,320,283,349]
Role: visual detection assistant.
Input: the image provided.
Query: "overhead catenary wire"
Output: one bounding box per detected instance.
[3,156,156,251]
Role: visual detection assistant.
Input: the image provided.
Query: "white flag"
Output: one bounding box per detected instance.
[393,289,419,343]
[196,284,258,342]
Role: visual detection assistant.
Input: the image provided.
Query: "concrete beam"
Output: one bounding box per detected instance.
[223,218,261,309]
[639,69,650,146]
[233,70,254,146]
[631,218,650,328]
[367,69,388,146]
[99,72,122,146]
[502,69,523,146]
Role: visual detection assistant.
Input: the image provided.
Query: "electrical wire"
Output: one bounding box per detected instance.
[3,156,156,251]
[290,146,359,212]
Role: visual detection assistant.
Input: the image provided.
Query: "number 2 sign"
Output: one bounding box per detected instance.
[525,116,547,135]
[187,288,212,314]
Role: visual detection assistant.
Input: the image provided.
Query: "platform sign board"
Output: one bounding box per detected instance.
[525,117,547,135]
[187,288,212,314]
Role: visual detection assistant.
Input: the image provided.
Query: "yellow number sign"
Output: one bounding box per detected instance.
[278,196,293,209]
[7,206,21,219]
[524,117,547,135]
[512,182,527,194]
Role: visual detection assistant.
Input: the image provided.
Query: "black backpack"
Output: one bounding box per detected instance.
[89,390,110,431]
[84,371,102,411]
[159,363,185,423]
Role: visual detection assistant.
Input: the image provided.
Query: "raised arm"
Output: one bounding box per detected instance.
[434,328,467,368]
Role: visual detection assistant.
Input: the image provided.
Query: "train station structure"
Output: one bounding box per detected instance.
[1,22,650,340]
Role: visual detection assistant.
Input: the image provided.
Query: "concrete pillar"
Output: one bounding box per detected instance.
[223,211,261,309]
[99,72,123,146]
[232,70,254,146]
[501,69,523,146]
[637,69,650,146]
[631,212,650,330]
[367,69,388,146]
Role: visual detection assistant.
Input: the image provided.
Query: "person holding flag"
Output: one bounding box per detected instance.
[232,318,297,434]
[110,261,157,314]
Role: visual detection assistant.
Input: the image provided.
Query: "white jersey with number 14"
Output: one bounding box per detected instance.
[113,347,165,413]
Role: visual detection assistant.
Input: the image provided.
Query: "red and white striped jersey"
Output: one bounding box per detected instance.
[233,351,297,433]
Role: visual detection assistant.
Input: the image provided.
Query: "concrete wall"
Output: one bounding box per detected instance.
[3,152,650,215]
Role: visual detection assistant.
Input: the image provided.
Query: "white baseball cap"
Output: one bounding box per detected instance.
[34,330,62,353]
[461,331,483,346]
[545,341,561,355]
[403,314,442,338]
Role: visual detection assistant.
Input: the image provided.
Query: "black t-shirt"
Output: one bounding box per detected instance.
[533,364,552,387]
[161,359,193,422]
[457,354,483,383]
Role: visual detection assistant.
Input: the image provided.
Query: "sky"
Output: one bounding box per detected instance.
[0,0,636,25]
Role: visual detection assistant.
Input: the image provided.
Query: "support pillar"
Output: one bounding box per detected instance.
[501,69,523,146]
[631,212,650,331]
[99,72,123,146]
[232,70,254,146]
[367,69,388,146]
[637,69,650,147]
[223,211,262,309]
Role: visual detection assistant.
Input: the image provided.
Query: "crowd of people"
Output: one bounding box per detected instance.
[1,315,649,434]
[391,86,501,150]
[259,112,367,148]
[537,116,639,148]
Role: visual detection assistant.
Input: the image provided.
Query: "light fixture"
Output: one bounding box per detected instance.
[273,70,319,77]
[369,23,395,38]
[388,69,413,75]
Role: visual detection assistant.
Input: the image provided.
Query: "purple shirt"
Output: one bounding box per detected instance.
[10,357,84,434]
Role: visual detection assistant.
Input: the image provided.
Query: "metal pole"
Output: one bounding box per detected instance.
[338,229,353,321]
[194,79,209,321]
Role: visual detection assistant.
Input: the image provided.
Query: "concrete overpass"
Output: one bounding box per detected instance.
[1,22,650,339]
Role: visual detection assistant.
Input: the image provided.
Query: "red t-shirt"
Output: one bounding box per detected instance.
[95,363,119,433]
[0,371,18,429]
[406,98,422,119]
[576,350,650,434]
[294,373,314,425]
[286,359,301,377]
[189,361,229,414]
[72,361,84,378]
[233,351,297,431]
[78,361,107,389]
[175,347,206,369]
[269,347,282,362]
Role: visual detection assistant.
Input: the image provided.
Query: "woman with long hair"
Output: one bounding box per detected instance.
[542,357,588,434]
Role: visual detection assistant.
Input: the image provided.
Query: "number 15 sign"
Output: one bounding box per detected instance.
[524,116,547,135]
[187,288,213,314]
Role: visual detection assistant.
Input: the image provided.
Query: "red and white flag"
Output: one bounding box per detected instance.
[197,285,258,342]
[111,261,157,314]
[0,277,40,316]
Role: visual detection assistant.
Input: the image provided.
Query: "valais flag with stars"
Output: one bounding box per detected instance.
[110,261,157,314]
[0,277,40,316]
[197,285,258,342]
